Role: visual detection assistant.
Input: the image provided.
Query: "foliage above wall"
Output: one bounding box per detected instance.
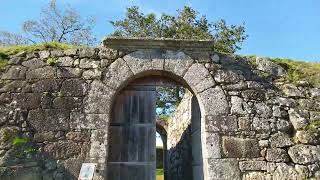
[244,55,320,87]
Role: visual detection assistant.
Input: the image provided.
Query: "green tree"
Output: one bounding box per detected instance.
[110,6,248,53]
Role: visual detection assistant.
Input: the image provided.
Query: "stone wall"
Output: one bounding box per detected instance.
[167,90,193,180]
[0,37,319,180]
[0,48,120,180]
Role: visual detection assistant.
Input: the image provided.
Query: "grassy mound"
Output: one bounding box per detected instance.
[243,55,320,87]
[0,42,80,71]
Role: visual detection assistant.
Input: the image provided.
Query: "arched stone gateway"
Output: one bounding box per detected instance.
[85,46,232,180]
[1,37,320,180]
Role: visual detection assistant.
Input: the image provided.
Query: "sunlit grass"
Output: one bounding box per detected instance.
[156,169,164,180]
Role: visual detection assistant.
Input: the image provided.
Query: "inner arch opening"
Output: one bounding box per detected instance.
[107,74,203,180]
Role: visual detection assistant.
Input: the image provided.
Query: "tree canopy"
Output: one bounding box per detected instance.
[110,6,248,53]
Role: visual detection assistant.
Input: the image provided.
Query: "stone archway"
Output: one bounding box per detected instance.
[84,49,233,180]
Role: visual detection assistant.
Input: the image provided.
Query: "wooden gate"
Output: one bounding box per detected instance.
[107,80,157,180]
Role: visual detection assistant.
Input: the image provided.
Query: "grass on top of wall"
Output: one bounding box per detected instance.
[243,55,320,87]
[0,42,81,71]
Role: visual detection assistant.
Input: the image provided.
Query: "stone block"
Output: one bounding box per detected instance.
[66,131,90,142]
[39,51,50,59]
[0,80,29,93]
[22,58,46,69]
[26,66,56,79]
[282,84,304,97]
[56,56,74,66]
[57,67,82,78]
[123,49,164,74]
[207,158,241,180]
[269,132,294,148]
[230,96,246,115]
[266,148,290,162]
[64,49,78,56]
[198,86,229,116]
[99,48,118,60]
[288,108,310,130]
[252,117,271,133]
[82,69,101,79]
[102,58,133,89]
[238,116,251,130]
[79,58,100,69]
[12,93,41,109]
[256,57,286,77]
[1,66,27,80]
[84,95,112,114]
[53,97,82,110]
[214,69,242,83]
[295,129,320,145]
[89,129,108,158]
[33,132,55,142]
[43,141,82,159]
[222,136,260,158]
[60,79,86,96]
[50,50,65,57]
[205,133,221,159]
[254,102,272,118]
[288,145,320,164]
[205,115,237,132]
[242,90,266,101]
[242,172,267,180]
[273,163,304,180]
[79,48,97,58]
[31,79,60,92]
[239,161,267,171]
[164,50,194,76]
[28,109,69,132]
[183,63,215,93]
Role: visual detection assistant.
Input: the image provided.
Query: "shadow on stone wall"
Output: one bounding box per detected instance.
[0,127,90,180]
[167,124,193,180]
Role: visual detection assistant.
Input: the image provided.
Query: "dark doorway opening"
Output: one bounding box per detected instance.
[107,75,203,180]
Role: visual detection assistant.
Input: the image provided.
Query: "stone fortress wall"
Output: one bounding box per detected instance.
[0,37,319,179]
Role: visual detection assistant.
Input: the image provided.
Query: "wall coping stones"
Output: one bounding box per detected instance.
[102,36,215,51]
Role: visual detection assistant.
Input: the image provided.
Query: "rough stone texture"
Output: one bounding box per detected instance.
[26,66,56,79]
[222,137,260,158]
[230,96,246,115]
[208,159,241,180]
[273,163,306,180]
[28,109,69,132]
[288,109,309,130]
[22,58,46,69]
[288,145,320,164]
[164,50,194,76]
[60,79,86,97]
[256,57,287,77]
[269,132,294,148]
[0,39,320,180]
[184,63,215,93]
[198,86,229,116]
[57,67,82,78]
[1,66,26,80]
[266,148,290,162]
[102,58,133,89]
[123,49,164,74]
[239,161,267,171]
[206,115,237,132]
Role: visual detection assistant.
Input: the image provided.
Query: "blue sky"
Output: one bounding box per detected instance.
[1,0,320,62]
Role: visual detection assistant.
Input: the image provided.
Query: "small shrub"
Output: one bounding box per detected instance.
[12,136,28,146]
[47,58,57,66]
